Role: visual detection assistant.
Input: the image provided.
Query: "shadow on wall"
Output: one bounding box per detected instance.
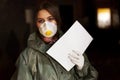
[0,30,21,80]
[6,30,20,62]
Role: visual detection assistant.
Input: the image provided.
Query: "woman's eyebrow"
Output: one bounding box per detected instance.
[37,18,42,19]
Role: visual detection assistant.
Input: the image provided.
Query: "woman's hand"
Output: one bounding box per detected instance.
[68,50,84,70]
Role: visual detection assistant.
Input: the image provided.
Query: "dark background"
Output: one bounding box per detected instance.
[0,0,120,80]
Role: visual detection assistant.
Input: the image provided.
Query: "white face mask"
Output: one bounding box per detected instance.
[39,21,57,38]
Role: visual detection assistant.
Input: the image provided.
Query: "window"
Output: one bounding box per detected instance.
[97,8,111,29]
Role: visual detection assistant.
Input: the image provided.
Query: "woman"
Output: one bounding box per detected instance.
[11,1,98,80]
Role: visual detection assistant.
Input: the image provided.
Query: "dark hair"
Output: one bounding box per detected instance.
[35,1,61,28]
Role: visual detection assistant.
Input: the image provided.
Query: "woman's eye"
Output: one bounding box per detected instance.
[37,19,45,24]
[48,17,55,22]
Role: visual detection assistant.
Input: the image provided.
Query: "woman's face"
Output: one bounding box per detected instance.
[36,9,57,28]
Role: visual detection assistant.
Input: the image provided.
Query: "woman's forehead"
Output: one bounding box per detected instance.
[37,9,52,18]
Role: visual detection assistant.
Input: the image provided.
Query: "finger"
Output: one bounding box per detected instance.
[68,53,79,60]
[72,50,80,56]
[70,52,79,59]
[69,56,79,65]
[68,54,79,62]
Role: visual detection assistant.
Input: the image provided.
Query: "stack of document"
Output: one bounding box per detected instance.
[46,20,93,71]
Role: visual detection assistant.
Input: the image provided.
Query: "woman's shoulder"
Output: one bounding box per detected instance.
[28,32,36,41]
[16,47,38,65]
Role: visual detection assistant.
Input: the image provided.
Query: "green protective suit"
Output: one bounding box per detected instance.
[11,32,98,80]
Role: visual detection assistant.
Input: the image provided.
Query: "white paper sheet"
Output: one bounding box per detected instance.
[46,20,93,71]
